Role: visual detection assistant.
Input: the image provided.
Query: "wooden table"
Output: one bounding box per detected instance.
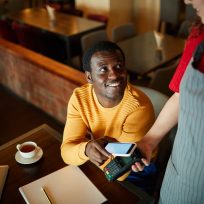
[0,124,153,204]
[117,31,185,76]
[5,8,105,63]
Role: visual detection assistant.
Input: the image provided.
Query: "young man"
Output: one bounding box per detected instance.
[61,41,154,181]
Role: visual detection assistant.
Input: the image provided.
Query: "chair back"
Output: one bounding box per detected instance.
[112,23,136,43]
[149,59,179,96]
[47,0,75,11]
[158,0,182,35]
[135,86,169,118]
[81,29,109,53]
[0,19,18,43]
[62,7,83,17]
[160,0,181,24]
[87,13,108,24]
[47,3,62,11]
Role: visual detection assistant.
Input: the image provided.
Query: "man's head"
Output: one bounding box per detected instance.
[82,41,127,108]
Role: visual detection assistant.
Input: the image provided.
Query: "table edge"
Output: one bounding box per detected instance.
[0,124,61,151]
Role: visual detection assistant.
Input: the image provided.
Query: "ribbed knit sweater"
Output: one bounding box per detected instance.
[61,83,154,179]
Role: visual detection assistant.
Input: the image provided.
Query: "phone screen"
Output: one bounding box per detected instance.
[105,143,135,155]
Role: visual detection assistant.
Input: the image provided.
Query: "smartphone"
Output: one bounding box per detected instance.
[104,142,136,157]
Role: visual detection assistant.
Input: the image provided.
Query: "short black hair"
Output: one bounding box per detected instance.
[82,41,125,72]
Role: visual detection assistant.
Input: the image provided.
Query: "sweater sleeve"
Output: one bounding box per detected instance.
[119,102,155,143]
[61,93,89,165]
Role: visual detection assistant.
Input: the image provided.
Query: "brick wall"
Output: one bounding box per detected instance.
[0,39,86,123]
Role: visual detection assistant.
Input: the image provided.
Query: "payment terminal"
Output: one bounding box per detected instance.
[104,148,143,181]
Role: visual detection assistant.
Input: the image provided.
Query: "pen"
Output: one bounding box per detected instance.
[41,187,52,204]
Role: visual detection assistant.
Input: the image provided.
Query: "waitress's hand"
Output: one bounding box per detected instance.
[131,137,155,172]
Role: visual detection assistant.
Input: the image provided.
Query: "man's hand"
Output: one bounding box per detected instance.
[131,137,155,172]
[85,137,112,166]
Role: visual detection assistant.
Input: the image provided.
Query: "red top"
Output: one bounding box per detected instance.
[169,27,204,93]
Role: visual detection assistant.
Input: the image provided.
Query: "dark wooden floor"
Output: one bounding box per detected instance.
[0,85,64,145]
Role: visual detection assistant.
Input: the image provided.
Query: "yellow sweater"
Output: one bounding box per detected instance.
[61,83,154,180]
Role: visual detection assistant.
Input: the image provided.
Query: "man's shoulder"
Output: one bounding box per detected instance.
[68,84,92,108]
[127,84,147,98]
[126,84,152,106]
[73,83,91,97]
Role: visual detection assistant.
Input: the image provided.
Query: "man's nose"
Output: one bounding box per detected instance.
[108,68,118,79]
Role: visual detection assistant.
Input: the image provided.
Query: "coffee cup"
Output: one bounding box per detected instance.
[16,141,37,159]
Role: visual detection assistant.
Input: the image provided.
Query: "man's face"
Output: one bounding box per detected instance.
[86,50,127,107]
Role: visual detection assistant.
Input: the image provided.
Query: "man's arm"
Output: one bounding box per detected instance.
[61,95,90,165]
[61,94,111,166]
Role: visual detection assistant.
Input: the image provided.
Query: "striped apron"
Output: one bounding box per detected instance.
[159,60,204,204]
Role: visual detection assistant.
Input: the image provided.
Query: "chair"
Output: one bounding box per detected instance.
[47,1,83,16]
[135,86,169,118]
[87,13,108,24]
[47,3,62,11]
[0,19,18,43]
[111,23,136,43]
[149,59,179,97]
[65,7,83,17]
[45,0,75,11]
[158,0,182,35]
[81,29,109,53]
[71,29,109,69]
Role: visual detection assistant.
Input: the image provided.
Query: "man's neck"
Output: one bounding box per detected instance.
[96,94,124,108]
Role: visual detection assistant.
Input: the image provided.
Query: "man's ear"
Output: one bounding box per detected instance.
[85,71,93,83]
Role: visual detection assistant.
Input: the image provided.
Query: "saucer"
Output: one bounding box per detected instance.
[15,146,43,165]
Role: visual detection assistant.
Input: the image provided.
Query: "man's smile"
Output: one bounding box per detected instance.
[106,80,123,88]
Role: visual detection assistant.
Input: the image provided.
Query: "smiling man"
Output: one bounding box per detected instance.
[61,41,154,181]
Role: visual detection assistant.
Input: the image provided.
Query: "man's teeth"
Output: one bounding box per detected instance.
[108,82,120,87]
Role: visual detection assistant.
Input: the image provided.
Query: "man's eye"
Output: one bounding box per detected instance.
[99,67,107,72]
[116,64,122,69]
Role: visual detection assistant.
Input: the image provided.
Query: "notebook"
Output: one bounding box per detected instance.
[0,165,9,200]
[19,165,107,204]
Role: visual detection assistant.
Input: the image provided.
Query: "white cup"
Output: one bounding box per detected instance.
[16,141,37,159]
